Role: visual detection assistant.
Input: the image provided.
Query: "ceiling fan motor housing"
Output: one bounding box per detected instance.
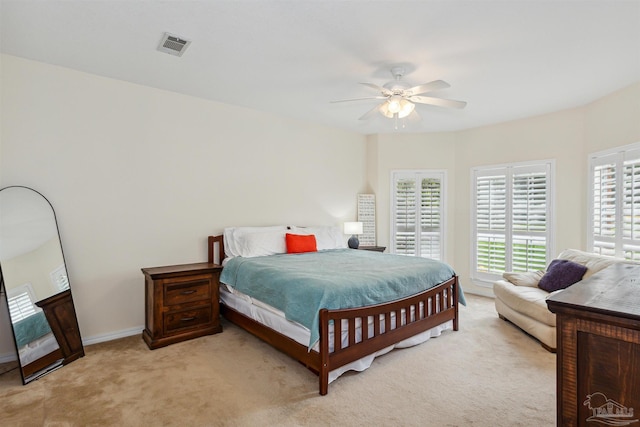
[384,67,410,92]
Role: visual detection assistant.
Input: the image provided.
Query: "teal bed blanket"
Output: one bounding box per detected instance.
[220,249,464,348]
[13,311,52,348]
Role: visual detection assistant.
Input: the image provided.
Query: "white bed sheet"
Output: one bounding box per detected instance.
[220,285,452,383]
[18,332,60,366]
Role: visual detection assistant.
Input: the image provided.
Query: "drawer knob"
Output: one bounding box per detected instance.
[180,290,197,295]
[181,316,197,322]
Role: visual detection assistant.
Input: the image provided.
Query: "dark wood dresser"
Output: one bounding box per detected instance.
[142,262,223,349]
[546,263,640,427]
[35,289,85,364]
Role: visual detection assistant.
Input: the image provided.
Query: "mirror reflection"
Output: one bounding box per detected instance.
[0,186,83,384]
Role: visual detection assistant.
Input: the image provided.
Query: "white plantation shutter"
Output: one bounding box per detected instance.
[391,171,445,260]
[475,174,506,273]
[394,178,417,255]
[589,144,640,260]
[472,161,554,283]
[420,178,441,259]
[512,170,547,271]
[7,284,39,322]
[50,265,70,292]
[622,155,640,260]
[592,158,617,256]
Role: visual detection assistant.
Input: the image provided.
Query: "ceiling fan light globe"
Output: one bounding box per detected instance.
[398,100,415,118]
[378,101,394,118]
[387,97,402,114]
[379,97,415,119]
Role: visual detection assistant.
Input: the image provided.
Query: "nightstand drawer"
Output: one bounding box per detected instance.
[142,262,223,350]
[164,306,212,334]
[164,276,211,306]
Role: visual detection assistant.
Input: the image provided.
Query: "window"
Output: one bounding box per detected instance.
[7,283,39,322]
[472,160,554,284]
[50,265,70,292]
[391,170,445,260]
[589,142,640,260]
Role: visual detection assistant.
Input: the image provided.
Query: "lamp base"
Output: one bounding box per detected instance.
[348,235,360,249]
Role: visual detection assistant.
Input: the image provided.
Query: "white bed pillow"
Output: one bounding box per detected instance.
[223,226,288,258]
[223,228,238,257]
[289,225,347,250]
[235,229,287,257]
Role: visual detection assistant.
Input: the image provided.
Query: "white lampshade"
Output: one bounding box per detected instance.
[344,221,363,235]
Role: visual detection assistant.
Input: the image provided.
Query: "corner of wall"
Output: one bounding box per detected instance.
[365,134,379,194]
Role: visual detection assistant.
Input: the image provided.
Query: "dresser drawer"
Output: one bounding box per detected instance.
[163,276,211,306]
[164,306,212,334]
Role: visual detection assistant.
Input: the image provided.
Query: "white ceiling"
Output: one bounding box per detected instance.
[1,0,639,135]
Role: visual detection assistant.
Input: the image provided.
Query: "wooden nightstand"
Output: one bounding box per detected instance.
[357,246,386,252]
[142,262,223,349]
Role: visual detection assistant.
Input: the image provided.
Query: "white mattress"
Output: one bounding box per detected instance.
[220,285,452,383]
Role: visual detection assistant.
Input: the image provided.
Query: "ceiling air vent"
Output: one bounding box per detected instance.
[157,32,191,57]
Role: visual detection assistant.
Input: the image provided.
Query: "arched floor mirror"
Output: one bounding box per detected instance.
[0,186,84,384]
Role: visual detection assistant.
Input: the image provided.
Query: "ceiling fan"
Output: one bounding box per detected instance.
[332,66,467,123]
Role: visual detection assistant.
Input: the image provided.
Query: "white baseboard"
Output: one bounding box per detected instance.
[0,352,17,364]
[0,326,144,365]
[463,287,495,298]
[82,326,144,346]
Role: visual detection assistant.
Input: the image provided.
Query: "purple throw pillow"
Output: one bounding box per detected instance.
[538,259,588,292]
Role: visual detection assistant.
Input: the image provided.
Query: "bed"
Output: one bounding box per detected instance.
[14,311,59,365]
[208,226,463,395]
[13,311,63,380]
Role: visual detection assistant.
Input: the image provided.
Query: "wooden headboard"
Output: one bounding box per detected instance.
[207,235,225,264]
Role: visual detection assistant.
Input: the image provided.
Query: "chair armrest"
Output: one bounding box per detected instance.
[502,270,545,287]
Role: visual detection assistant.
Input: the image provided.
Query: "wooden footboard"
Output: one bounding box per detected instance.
[208,234,459,395]
[318,275,458,394]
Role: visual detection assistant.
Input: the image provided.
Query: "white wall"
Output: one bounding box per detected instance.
[367,132,457,265]
[453,109,585,295]
[584,81,640,153]
[1,53,638,357]
[2,237,65,300]
[0,55,367,355]
[370,82,640,297]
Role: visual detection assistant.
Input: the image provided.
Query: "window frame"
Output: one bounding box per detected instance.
[389,169,447,261]
[587,141,640,259]
[471,159,556,286]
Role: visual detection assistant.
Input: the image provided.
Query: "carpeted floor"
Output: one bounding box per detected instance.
[0,294,556,426]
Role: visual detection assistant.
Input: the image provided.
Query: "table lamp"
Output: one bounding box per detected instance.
[344,222,363,249]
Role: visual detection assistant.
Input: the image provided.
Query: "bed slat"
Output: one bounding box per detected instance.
[320,277,458,375]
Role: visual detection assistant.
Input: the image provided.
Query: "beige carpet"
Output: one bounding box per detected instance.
[0,295,555,426]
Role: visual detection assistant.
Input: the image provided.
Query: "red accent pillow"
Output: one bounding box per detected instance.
[285,233,317,254]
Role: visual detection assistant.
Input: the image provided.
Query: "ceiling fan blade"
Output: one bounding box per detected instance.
[409,95,467,109]
[360,82,393,96]
[330,96,387,103]
[359,103,384,120]
[405,80,450,96]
